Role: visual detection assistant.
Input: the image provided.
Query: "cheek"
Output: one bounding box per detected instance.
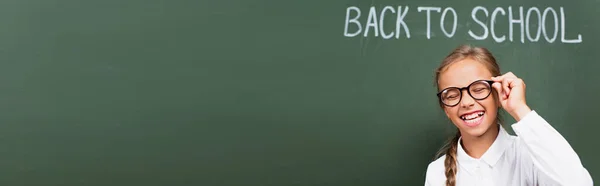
[477,99,499,120]
[443,107,460,119]
[480,97,498,111]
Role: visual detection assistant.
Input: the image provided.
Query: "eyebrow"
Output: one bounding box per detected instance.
[439,78,490,90]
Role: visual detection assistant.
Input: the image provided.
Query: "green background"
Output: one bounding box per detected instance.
[0,0,597,185]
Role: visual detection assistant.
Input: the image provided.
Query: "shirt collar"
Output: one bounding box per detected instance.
[456,124,512,174]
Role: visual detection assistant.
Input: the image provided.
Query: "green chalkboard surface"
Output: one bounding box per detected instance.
[0,0,597,185]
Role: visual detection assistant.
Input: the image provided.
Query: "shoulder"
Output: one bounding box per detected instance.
[424,155,446,185]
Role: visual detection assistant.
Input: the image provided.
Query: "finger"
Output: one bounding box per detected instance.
[492,72,518,82]
[491,76,508,98]
[510,78,525,90]
[491,75,503,82]
[492,74,508,82]
[502,78,511,97]
[492,82,504,99]
[505,72,517,78]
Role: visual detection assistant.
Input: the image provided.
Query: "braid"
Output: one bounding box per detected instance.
[444,132,460,186]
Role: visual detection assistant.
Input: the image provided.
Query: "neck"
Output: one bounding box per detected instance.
[460,124,500,159]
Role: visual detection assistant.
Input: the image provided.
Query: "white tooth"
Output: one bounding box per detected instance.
[463,112,484,121]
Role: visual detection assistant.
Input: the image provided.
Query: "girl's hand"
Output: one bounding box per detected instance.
[491,72,532,121]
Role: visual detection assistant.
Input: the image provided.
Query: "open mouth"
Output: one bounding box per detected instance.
[460,111,485,127]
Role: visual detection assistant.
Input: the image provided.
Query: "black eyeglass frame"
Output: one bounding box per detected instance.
[436,80,495,107]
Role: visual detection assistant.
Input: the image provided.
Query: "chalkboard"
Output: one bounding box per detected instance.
[0,0,597,185]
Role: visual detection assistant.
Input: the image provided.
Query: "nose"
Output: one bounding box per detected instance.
[459,89,475,108]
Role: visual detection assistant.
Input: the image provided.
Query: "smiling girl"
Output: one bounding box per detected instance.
[424,45,593,186]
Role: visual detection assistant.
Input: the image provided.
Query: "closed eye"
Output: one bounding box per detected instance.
[473,88,486,93]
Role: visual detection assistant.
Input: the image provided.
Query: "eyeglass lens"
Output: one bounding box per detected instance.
[440,81,492,106]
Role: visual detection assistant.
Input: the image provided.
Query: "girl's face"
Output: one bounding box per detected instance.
[437,58,499,138]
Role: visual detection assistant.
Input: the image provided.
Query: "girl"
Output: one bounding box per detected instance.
[424,45,593,186]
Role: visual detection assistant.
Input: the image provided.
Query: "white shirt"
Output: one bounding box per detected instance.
[424,110,593,186]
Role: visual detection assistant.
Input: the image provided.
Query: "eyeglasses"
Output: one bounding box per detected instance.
[437,80,494,107]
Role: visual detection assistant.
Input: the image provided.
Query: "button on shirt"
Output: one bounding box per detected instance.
[424,110,593,186]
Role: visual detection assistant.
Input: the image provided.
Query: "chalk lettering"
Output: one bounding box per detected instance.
[491,7,506,43]
[542,7,558,43]
[380,6,395,39]
[364,7,379,37]
[560,7,582,43]
[418,7,441,39]
[344,6,362,37]
[526,7,542,42]
[396,6,411,39]
[440,7,458,38]
[469,6,489,40]
[342,5,583,44]
[509,6,525,43]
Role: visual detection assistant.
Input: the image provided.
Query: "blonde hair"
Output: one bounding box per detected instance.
[433,45,502,186]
